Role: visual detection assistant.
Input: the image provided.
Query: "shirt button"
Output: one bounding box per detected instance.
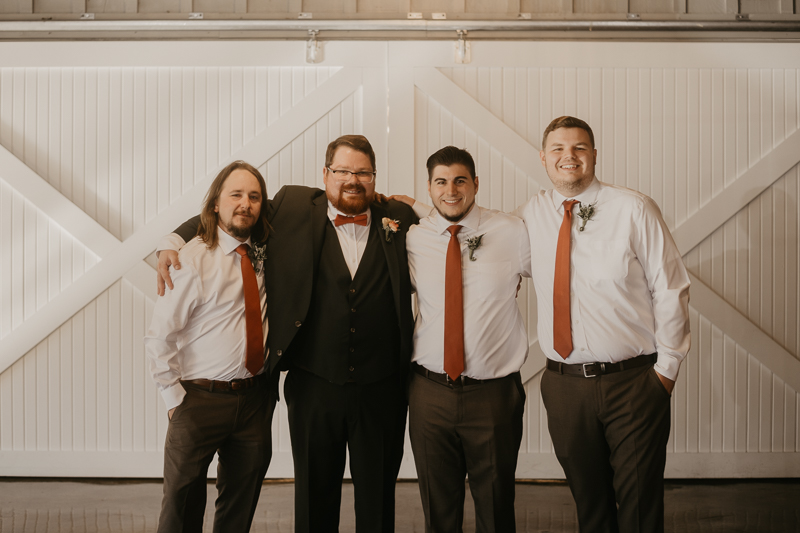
[295,321,302,327]
[349,366,355,372]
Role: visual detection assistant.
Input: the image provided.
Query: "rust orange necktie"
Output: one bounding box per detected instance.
[554,200,579,359]
[235,244,264,376]
[444,225,464,381]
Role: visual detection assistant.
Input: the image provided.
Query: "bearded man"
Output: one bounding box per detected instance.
[157,135,417,532]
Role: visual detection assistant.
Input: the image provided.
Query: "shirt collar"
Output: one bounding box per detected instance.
[551,176,601,212]
[433,203,481,236]
[327,200,372,225]
[217,226,252,255]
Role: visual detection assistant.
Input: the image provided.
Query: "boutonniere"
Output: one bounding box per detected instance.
[577,202,596,232]
[248,243,267,273]
[382,217,400,242]
[466,234,485,261]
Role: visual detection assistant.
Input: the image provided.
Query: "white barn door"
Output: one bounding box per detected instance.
[0,41,389,477]
[390,41,800,478]
[1,40,799,479]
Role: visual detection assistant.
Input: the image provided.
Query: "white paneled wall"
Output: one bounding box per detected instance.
[1,41,799,478]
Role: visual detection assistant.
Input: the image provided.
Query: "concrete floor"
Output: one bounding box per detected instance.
[0,479,798,532]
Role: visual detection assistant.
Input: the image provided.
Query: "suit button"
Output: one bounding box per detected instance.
[350,289,356,293]
[276,350,282,356]
[295,321,302,327]
[350,347,355,353]
[350,328,355,333]
[349,366,354,372]
[351,308,356,313]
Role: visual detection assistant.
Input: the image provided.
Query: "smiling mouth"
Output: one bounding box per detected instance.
[560,164,579,170]
[441,198,462,206]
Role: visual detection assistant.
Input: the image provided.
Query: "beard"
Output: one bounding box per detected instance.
[331,183,371,215]
[224,213,255,240]
[435,199,475,223]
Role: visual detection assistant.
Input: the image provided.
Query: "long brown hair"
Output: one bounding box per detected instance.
[197,160,270,249]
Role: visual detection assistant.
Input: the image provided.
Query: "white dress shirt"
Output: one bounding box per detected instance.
[407,205,532,379]
[145,227,268,411]
[514,177,691,380]
[326,202,371,279]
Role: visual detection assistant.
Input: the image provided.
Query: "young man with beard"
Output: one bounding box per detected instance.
[156,135,417,532]
[145,161,274,533]
[404,146,531,532]
[517,116,690,532]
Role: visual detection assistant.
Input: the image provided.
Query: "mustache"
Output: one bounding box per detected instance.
[341,183,367,194]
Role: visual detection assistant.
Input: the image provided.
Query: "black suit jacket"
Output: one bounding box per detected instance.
[264,185,417,376]
[173,185,418,378]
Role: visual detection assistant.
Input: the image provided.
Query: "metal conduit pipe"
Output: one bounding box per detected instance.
[0,19,799,35]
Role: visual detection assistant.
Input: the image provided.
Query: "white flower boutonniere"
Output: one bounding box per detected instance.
[466,234,485,261]
[249,243,267,273]
[577,202,596,232]
[382,217,400,242]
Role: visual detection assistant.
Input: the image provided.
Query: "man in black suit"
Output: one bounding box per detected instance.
[157,135,417,532]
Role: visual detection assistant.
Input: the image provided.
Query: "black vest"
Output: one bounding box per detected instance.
[290,219,401,385]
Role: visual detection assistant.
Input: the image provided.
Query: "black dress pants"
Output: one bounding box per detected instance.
[541,363,671,533]
[158,380,276,533]
[284,368,408,533]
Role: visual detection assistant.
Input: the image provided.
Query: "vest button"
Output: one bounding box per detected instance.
[350,289,356,293]
[295,321,302,327]
[349,366,355,372]
[350,328,355,333]
[276,350,282,356]
[350,347,355,352]
[351,308,356,313]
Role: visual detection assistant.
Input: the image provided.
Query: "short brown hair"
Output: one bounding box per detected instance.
[325,135,376,171]
[426,146,476,182]
[197,160,270,249]
[542,116,595,149]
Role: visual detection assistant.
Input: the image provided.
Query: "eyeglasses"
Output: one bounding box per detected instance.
[326,167,376,184]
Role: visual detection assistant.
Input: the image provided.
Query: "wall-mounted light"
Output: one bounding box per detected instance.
[455,30,470,64]
[306,30,322,64]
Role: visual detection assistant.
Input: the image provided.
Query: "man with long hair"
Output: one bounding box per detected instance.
[145,161,274,533]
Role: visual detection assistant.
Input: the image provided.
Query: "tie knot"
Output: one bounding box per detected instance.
[235,244,249,257]
[334,213,369,227]
[447,225,462,237]
[563,199,579,211]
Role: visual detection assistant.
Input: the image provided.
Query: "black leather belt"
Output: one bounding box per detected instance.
[181,372,267,392]
[546,353,657,378]
[412,363,504,388]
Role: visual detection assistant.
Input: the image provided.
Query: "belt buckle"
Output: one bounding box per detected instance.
[582,362,605,378]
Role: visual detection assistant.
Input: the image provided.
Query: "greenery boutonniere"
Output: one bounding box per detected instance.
[382,217,400,242]
[466,234,485,261]
[577,202,596,232]
[249,243,267,273]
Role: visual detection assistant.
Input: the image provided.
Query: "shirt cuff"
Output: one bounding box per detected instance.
[160,383,187,411]
[156,233,187,254]
[654,353,682,381]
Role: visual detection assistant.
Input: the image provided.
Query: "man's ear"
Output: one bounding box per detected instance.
[539,150,546,168]
[473,176,479,195]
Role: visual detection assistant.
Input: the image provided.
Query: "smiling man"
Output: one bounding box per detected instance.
[406,146,531,532]
[517,116,691,533]
[145,161,274,533]
[156,135,417,533]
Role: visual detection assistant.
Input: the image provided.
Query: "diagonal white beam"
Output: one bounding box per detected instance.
[688,272,800,391]
[414,67,551,190]
[0,144,156,300]
[0,66,363,376]
[673,128,800,256]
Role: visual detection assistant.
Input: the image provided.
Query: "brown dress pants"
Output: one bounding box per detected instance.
[408,369,526,533]
[541,363,671,533]
[158,380,276,533]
